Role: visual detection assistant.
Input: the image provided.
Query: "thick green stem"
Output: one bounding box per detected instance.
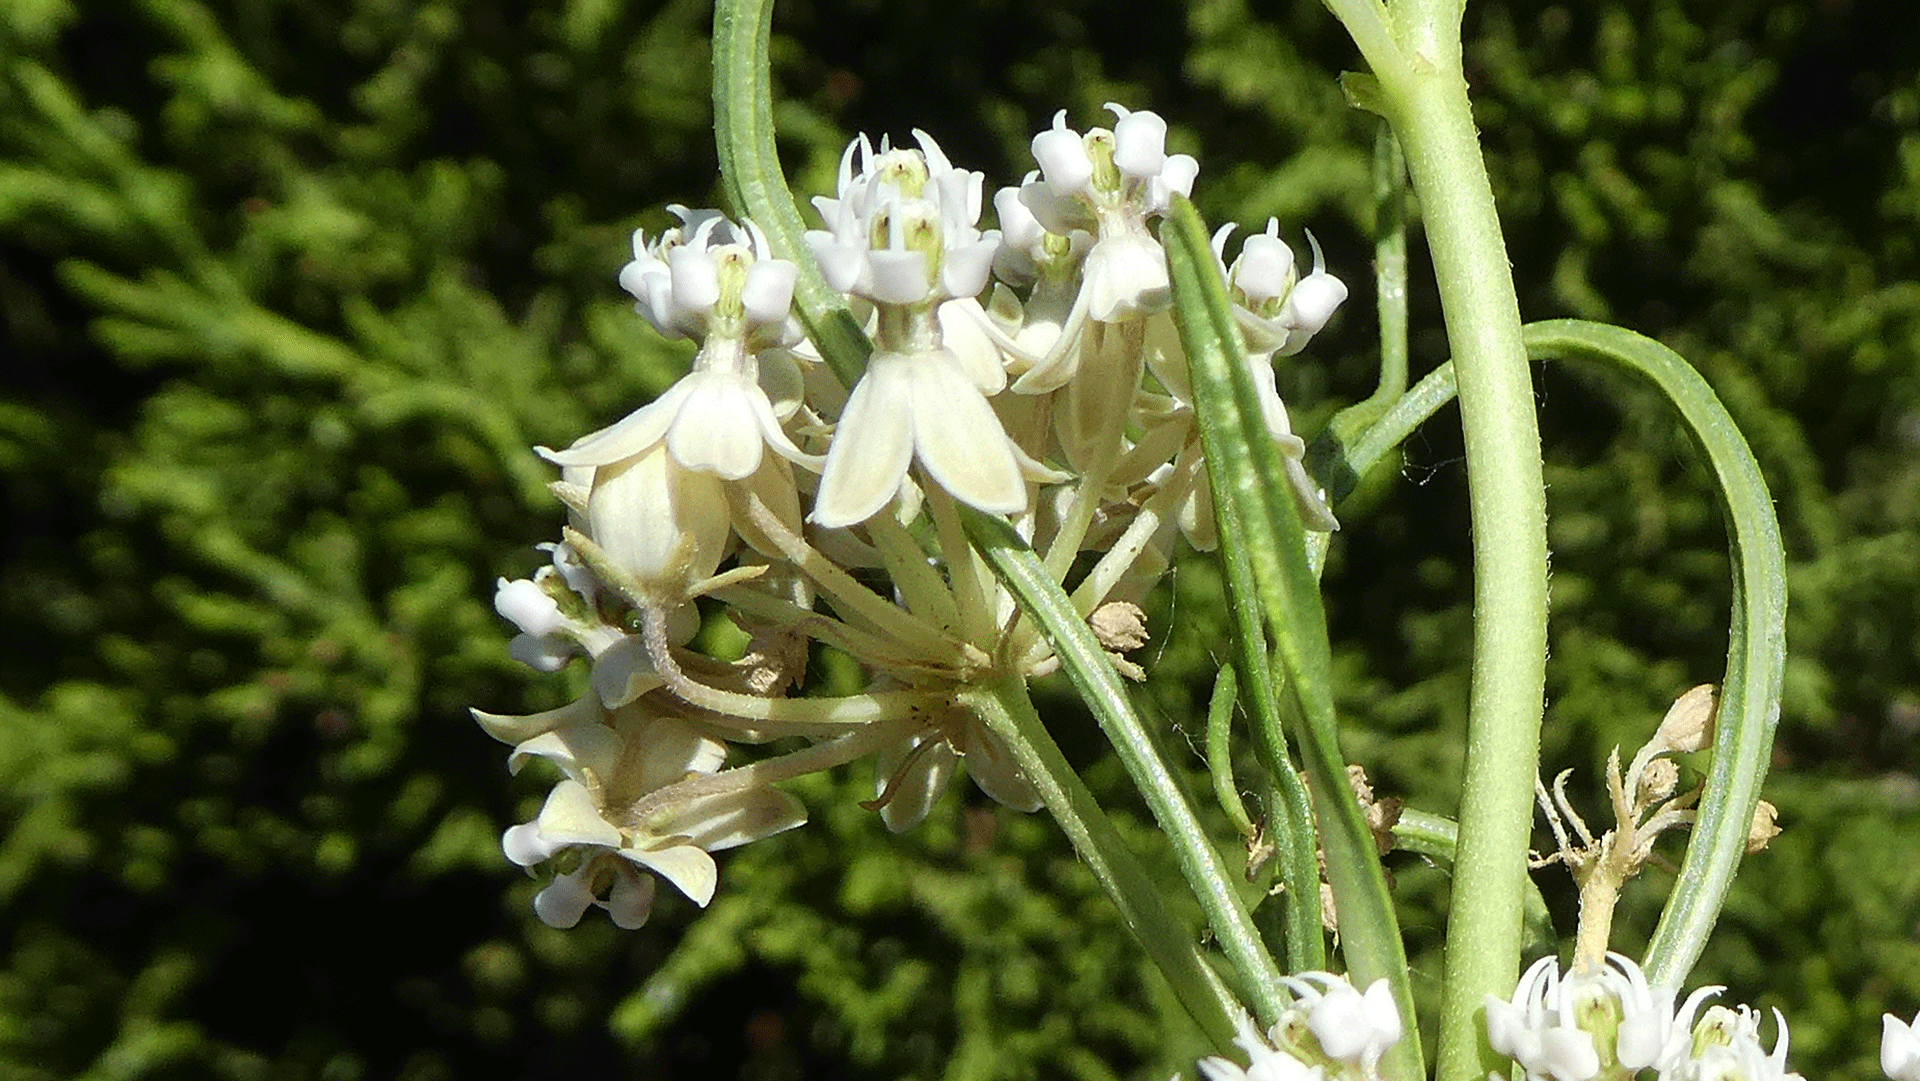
[1348,19,1550,1081]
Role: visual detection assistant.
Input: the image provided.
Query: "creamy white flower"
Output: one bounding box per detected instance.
[1660,1005,1802,1081]
[485,697,806,929]
[619,206,801,348]
[1487,954,1702,1081]
[1017,104,1197,325]
[493,543,624,671]
[805,131,1000,308]
[1196,1013,1327,1081]
[1213,221,1349,358]
[1882,1012,1920,1081]
[1281,973,1403,1079]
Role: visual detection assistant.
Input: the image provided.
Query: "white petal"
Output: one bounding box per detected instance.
[938,298,1009,393]
[672,787,809,851]
[907,354,1026,515]
[532,779,623,849]
[665,372,766,479]
[588,445,730,593]
[1084,233,1171,321]
[542,382,692,468]
[876,736,957,833]
[811,356,917,527]
[532,867,597,928]
[623,843,718,906]
[603,866,657,929]
[471,691,601,747]
[590,634,663,708]
[1111,108,1168,179]
[1031,126,1093,195]
[508,718,623,785]
[958,724,1040,812]
[502,821,558,867]
[618,710,728,792]
[508,632,575,672]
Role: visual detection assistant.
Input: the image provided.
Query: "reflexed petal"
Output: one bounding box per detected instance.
[665,372,766,479]
[472,692,601,747]
[542,381,692,468]
[532,780,623,849]
[618,711,728,793]
[812,356,917,527]
[1537,1028,1601,1081]
[1084,233,1171,321]
[623,843,718,906]
[907,354,1026,515]
[958,724,1041,812]
[588,445,730,592]
[876,735,957,833]
[590,634,664,708]
[508,718,622,786]
[508,632,575,672]
[938,298,1009,393]
[672,787,809,851]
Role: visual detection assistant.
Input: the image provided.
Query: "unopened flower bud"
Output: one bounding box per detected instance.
[1637,757,1681,806]
[1654,684,1718,754]
[1746,800,1781,854]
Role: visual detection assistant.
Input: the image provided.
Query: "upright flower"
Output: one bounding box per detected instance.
[543,207,816,599]
[805,132,1055,527]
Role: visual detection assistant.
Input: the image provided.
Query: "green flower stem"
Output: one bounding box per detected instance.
[1321,5,1551,1076]
[711,0,871,385]
[962,508,1290,1027]
[963,676,1242,1045]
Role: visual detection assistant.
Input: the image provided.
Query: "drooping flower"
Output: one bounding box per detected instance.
[477,694,806,929]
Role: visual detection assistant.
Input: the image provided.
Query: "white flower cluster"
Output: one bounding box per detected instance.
[1486,954,1803,1081]
[478,106,1348,929]
[1195,972,1403,1081]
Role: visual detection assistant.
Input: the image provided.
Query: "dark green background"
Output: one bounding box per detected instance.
[3,0,1916,1078]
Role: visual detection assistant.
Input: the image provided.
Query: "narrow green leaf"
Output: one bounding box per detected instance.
[1519,320,1787,989]
[1162,196,1423,1081]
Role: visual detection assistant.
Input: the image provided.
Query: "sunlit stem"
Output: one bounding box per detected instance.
[641,608,950,730]
[624,709,926,830]
[924,484,999,648]
[728,487,985,668]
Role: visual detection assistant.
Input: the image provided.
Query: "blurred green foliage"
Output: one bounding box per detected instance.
[1,0,1916,1078]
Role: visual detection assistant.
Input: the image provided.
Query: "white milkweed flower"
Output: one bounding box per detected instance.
[493,542,622,671]
[1486,953,1710,1081]
[557,208,819,484]
[1021,104,1196,320]
[805,131,1000,307]
[476,693,806,929]
[1188,973,1401,1081]
[1882,1011,1920,1081]
[1213,220,1350,358]
[805,131,1057,527]
[1661,1005,1803,1081]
